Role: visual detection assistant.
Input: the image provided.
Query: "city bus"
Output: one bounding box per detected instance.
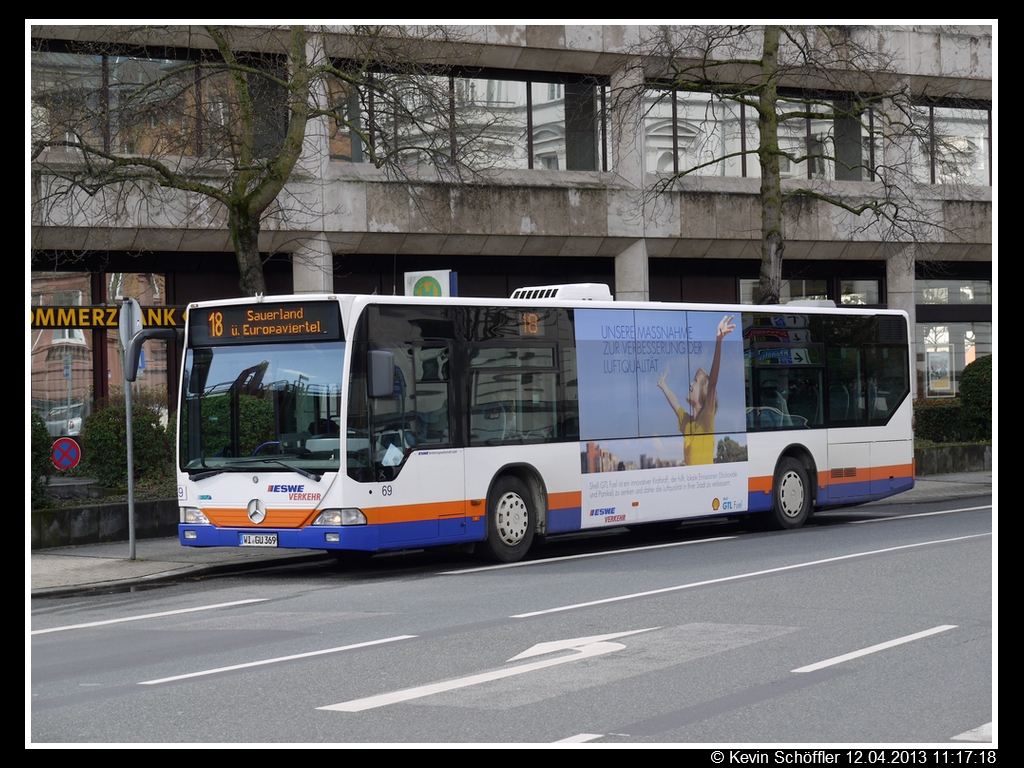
[176,285,914,563]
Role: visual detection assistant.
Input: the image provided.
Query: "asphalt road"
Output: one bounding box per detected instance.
[30,489,994,746]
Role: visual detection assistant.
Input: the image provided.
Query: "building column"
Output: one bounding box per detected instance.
[886,245,918,398]
[610,62,649,301]
[615,240,649,302]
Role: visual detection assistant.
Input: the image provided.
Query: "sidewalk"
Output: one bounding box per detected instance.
[29,471,992,597]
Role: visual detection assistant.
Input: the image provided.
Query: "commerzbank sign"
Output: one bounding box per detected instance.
[30,305,186,329]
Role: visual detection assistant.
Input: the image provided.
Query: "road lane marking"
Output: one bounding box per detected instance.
[319,629,657,712]
[139,635,417,685]
[791,625,957,673]
[511,533,990,618]
[952,722,993,742]
[31,599,269,635]
[852,504,992,523]
[441,537,736,574]
[554,733,603,743]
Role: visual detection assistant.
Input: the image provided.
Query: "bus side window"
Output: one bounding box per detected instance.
[413,345,450,445]
[787,371,822,427]
[829,383,850,422]
[760,383,791,423]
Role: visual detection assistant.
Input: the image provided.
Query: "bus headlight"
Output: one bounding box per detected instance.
[312,508,366,526]
[180,507,210,525]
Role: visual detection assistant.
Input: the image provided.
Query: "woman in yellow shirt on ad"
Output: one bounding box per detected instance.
[656,314,736,465]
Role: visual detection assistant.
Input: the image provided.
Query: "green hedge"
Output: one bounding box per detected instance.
[913,399,962,443]
[81,404,173,487]
[959,355,992,441]
[31,411,51,507]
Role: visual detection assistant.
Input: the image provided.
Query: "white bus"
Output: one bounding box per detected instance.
[177,286,914,562]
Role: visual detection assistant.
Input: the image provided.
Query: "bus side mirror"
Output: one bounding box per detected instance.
[368,350,395,398]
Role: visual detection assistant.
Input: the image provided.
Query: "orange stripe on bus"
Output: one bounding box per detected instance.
[871,463,914,481]
[364,500,467,526]
[203,491,584,529]
[824,463,914,487]
[549,491,582,509]
[367,492,580,525]
[749,463,914,495]
[203,508,318,528]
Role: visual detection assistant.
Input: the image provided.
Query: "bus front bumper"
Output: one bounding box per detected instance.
[178,524,379,551]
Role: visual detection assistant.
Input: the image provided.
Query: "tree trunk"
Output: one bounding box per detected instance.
[757,25,784,305]
[229,206,266,296]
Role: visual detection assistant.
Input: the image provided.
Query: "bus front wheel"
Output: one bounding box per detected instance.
[480,476,535,563]
[770,458,811,530]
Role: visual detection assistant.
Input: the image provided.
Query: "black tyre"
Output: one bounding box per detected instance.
[770,457,811,529]
[480,476,535,562]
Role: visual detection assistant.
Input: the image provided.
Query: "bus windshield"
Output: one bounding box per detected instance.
[179,341,345,475]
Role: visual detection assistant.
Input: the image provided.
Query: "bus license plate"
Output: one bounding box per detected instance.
[240,533,278,547]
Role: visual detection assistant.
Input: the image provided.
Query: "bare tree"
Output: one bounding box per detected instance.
[31,24,497,295]
[620,24,989,304]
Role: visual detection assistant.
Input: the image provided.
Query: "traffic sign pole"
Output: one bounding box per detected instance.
[119,298,142,561]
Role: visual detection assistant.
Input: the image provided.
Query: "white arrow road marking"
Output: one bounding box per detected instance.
[319,628,659,713]
[507,628,661,661]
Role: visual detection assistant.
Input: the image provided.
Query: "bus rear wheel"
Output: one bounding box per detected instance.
[770,457,811,530]
[480,476,535,563]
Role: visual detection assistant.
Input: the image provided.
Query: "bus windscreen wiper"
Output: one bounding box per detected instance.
[229,457,323,481]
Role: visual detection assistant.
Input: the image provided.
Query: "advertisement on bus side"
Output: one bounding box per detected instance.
[575,308,748,526]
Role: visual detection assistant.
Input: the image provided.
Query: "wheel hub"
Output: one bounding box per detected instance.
[779,471,805,518]
[495,492,529,545]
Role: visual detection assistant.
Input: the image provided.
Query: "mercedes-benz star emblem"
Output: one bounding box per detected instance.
[247,498,267,524]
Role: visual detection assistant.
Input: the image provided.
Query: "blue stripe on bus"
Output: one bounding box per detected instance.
[547,505,583,534]
[746,474,915,513]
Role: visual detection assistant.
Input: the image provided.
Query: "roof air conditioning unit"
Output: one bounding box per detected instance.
[509,283,613,301]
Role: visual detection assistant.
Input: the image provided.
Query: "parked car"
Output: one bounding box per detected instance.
[45,403,84,437]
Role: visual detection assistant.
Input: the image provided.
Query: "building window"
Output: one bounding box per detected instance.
[911,102,991,186]
[916,278,992,305]
[30,276,93,430]
[840,280,881,306]
[917,322,991,399]
[32,42,289,162]
[30,271,174,433]
[330,68,608,172]
[645,88,878,181]
[740,277,882,307]
[740,278,829,304]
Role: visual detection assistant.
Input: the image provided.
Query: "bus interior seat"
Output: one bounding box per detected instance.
[829,383,850,421]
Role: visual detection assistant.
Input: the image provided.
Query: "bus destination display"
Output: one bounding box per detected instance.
[189,301,341,345]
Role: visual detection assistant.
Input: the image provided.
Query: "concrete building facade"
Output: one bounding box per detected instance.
[30,24,992,418]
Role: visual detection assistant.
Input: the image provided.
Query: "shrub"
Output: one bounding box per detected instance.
[31,411,51,506]
[959,354,992,441]
[80,404,173,487]
[913,399,962,443]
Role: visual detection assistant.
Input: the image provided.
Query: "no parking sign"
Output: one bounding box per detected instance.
[51,437,81,471]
